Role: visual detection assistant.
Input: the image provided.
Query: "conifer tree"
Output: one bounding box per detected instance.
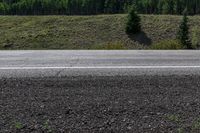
[177,9,192,49]
[126,5,141,34]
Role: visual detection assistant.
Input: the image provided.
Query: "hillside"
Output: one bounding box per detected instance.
[0,14,200,50]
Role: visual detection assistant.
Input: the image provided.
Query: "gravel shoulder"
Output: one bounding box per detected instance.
[1,75,200,132]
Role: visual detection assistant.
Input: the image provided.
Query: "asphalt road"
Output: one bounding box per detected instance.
[0,50,200,77]
[1,50,200,133]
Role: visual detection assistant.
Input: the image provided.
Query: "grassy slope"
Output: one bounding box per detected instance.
[0,14,200,49]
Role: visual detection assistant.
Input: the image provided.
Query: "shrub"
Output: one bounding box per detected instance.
[191,26,200,49]
[92,42,126,50]
[150,39,184,50]
[126,5,141,34]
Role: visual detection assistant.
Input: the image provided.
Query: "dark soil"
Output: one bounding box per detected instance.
[1,75,200,133]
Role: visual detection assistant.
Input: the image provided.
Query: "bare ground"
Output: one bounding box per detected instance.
[1,75,200,132]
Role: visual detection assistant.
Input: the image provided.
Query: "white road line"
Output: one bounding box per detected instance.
[0,66,200,70]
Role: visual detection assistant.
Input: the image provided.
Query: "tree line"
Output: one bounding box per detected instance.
[0,0,200,15]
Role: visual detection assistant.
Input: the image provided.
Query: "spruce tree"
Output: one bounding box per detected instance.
[126,5,141,34]
[177,9,192,49]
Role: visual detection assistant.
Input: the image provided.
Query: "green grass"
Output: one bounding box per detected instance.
[192,118,200,130]
[0,14,200,49]
[43,120,53,133]
[14,122,23,130]
[166,114,181,123]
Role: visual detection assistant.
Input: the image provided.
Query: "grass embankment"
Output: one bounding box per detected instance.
[0,14,200,49]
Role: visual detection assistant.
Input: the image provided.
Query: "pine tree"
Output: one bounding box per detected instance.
[126,5,141,34]
[177,9,192,49]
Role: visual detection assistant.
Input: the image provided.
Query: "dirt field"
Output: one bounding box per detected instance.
[1,75,200,132]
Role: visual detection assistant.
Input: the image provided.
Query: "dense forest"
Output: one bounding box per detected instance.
[0,0,200,15]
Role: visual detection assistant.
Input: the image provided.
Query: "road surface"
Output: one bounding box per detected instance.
[1,50,200,133]
[0,50,200,77]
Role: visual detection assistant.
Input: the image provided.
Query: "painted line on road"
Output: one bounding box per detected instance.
[0,66,200,70]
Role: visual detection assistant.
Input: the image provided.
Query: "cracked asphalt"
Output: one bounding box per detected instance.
[1,50,200,133]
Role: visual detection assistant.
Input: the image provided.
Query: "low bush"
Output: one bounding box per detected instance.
[191,26,200,49]
[150,39,184,50]
[92,42,127,50]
